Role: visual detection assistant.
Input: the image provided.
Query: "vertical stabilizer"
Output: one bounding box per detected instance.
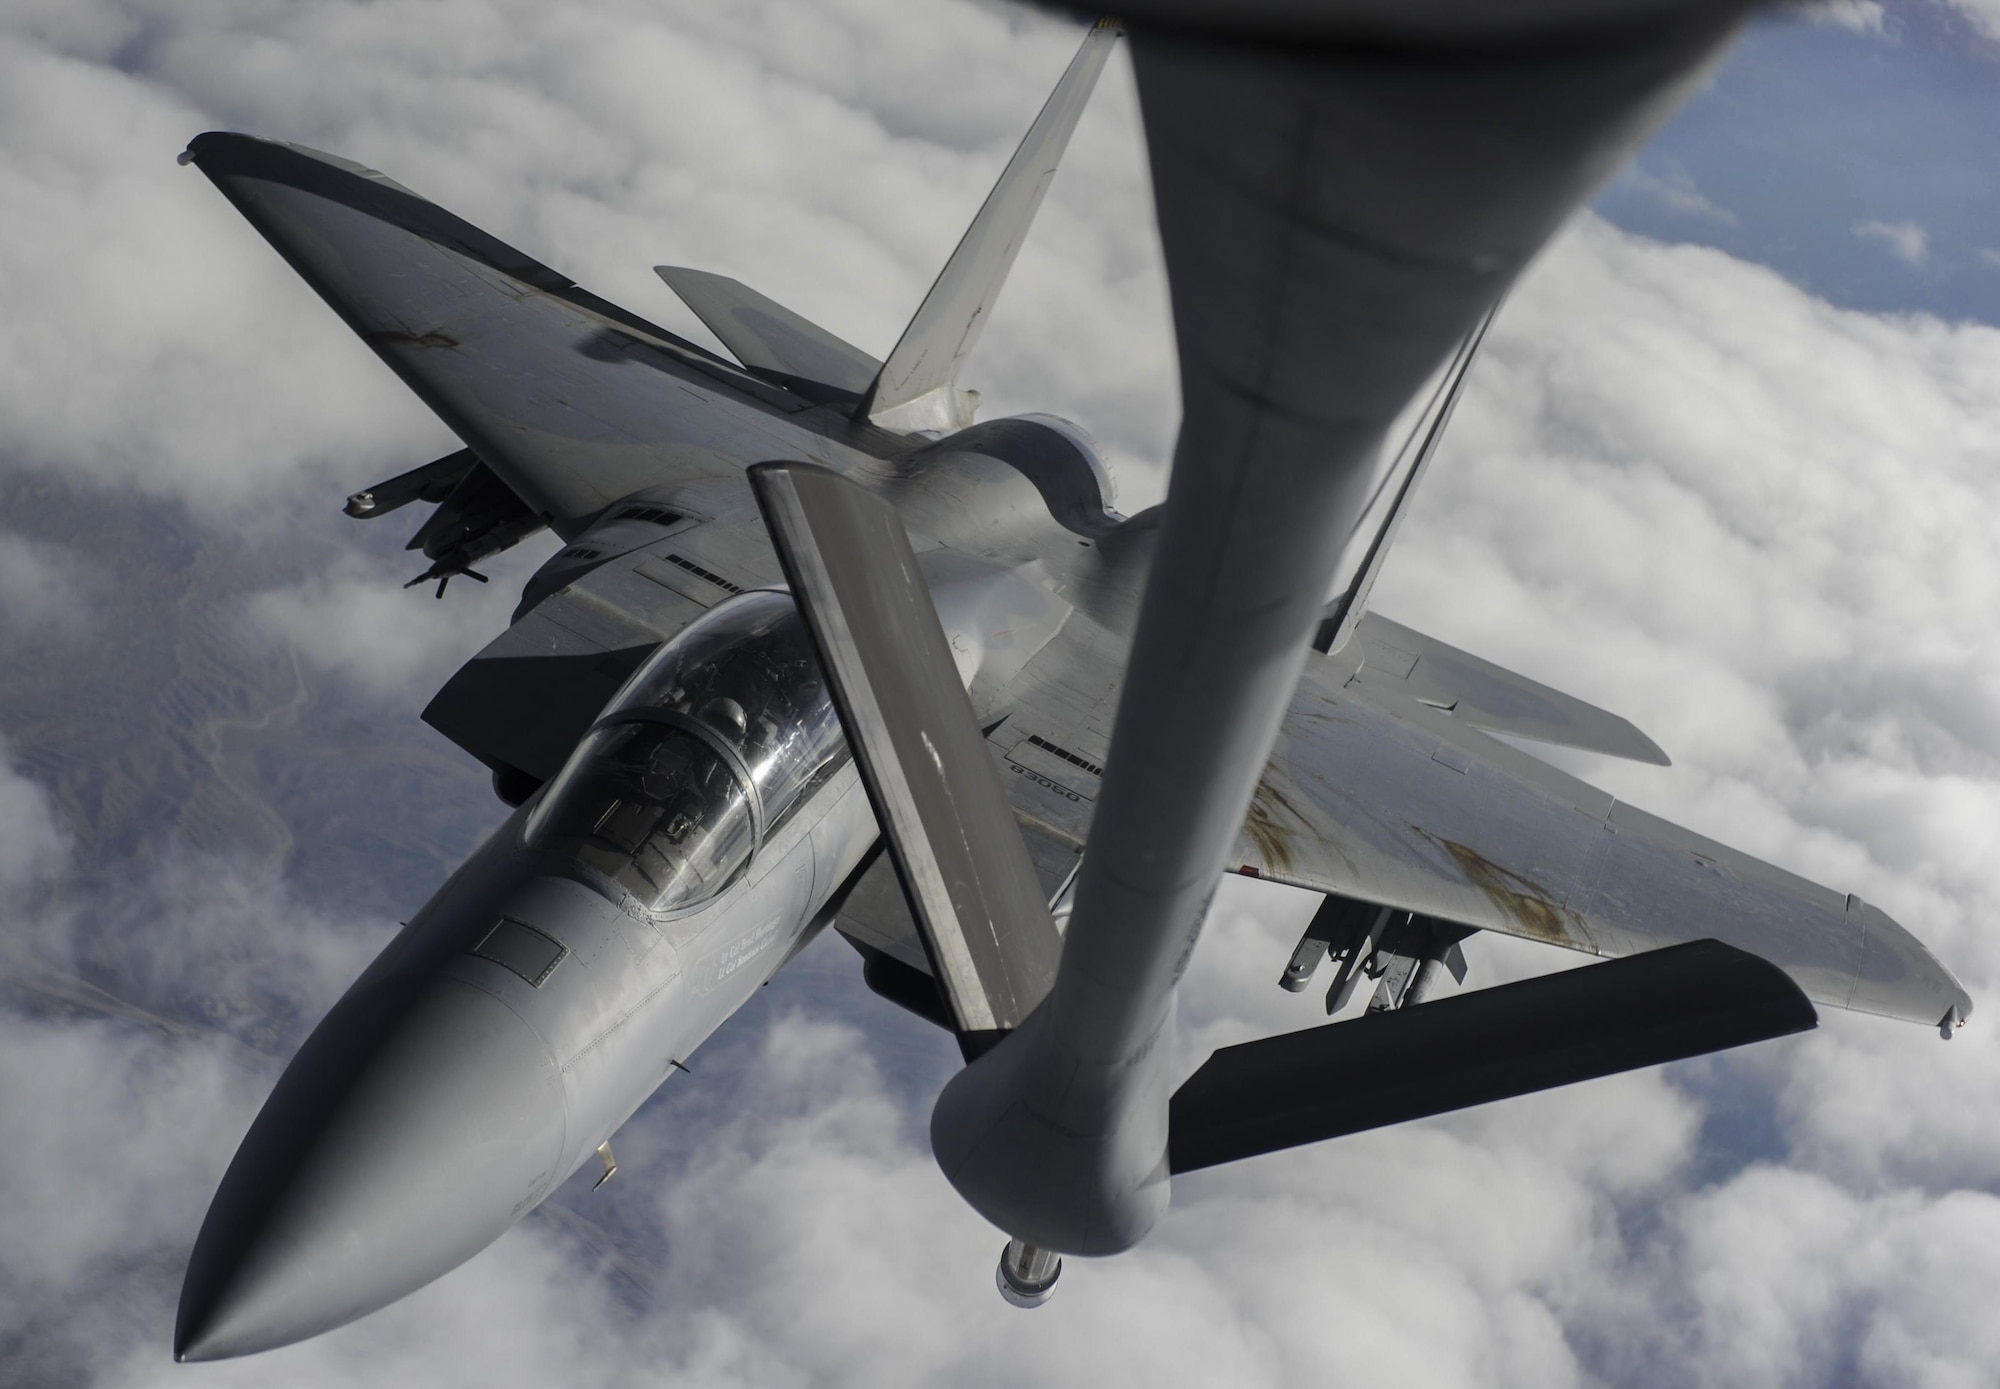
[861,20,1120,434]
[1313,302,1498,657]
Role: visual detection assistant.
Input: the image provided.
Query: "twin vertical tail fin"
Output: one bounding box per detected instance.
[655,19,1118,432]
[1314,300,1499,656]
[860,19,1121,434]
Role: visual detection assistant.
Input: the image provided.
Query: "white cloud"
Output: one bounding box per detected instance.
[1619,159,1741,227]
[246,538,558,702]
[5,1,2000,1387]
[0,41,450,514]
[0,530,93,633]
[0,736,68,887]
[1792,0,1891,33]
[1937,0,2000,41]
[1854,217,1931,267]
[0,852,402,1386]
[0,1015,254,1290]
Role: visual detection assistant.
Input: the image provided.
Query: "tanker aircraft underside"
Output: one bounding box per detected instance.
[171,4,1970,1359]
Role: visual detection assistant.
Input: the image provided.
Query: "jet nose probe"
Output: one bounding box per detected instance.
[175,970,566,1360]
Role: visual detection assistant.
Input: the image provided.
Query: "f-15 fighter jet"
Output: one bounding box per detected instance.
[172,3,1970,1359]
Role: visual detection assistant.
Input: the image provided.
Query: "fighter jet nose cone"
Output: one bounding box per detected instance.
[171,1314,236,1364]
[176,974,567,1359]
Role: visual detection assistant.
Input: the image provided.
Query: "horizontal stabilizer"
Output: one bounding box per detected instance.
[750,462,1062,1049]
[1168,939,1814,1173]
[654,266,881,399]
[1350,612,1670,765]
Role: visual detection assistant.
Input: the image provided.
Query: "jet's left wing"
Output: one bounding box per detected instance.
[181,135,827,536]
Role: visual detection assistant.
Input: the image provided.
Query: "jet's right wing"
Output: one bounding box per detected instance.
[1226,650,1970,1032]
[966,605,1963,1032]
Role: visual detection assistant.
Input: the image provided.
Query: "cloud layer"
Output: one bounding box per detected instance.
[1855,217,1932,267]
[3,2,2000,1387]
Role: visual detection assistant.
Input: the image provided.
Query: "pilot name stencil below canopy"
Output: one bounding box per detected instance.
[173,2,1968,1358]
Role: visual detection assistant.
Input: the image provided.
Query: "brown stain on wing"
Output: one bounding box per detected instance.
[1243,779,1300,877]
[1420,829,1596,952]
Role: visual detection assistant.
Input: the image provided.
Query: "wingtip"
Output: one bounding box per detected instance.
[1846,900,1975,1030]
[1605,711,1672,766]
[176,131,233,168]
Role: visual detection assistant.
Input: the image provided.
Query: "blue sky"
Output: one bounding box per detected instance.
[1598,3,2000,323]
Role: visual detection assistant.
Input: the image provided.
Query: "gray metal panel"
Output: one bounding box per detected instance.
[751,462,1062,1035]
[862,21,1121,433]
[1351,612,1671,764]
[655,266,881,397]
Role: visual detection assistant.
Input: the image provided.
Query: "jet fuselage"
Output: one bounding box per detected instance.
[176,597,882,1360]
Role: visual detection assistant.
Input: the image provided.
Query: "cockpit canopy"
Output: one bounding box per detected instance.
[525,590,845,914]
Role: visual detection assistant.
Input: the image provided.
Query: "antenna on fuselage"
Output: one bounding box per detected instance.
[858,18,1121,435]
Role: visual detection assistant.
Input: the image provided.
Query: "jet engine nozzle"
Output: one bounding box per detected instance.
[175,972,566,1361]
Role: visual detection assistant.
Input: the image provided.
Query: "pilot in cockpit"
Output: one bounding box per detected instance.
[523,591,844,916]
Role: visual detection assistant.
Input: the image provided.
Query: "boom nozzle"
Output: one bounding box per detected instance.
[996,1238,1061,1308]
